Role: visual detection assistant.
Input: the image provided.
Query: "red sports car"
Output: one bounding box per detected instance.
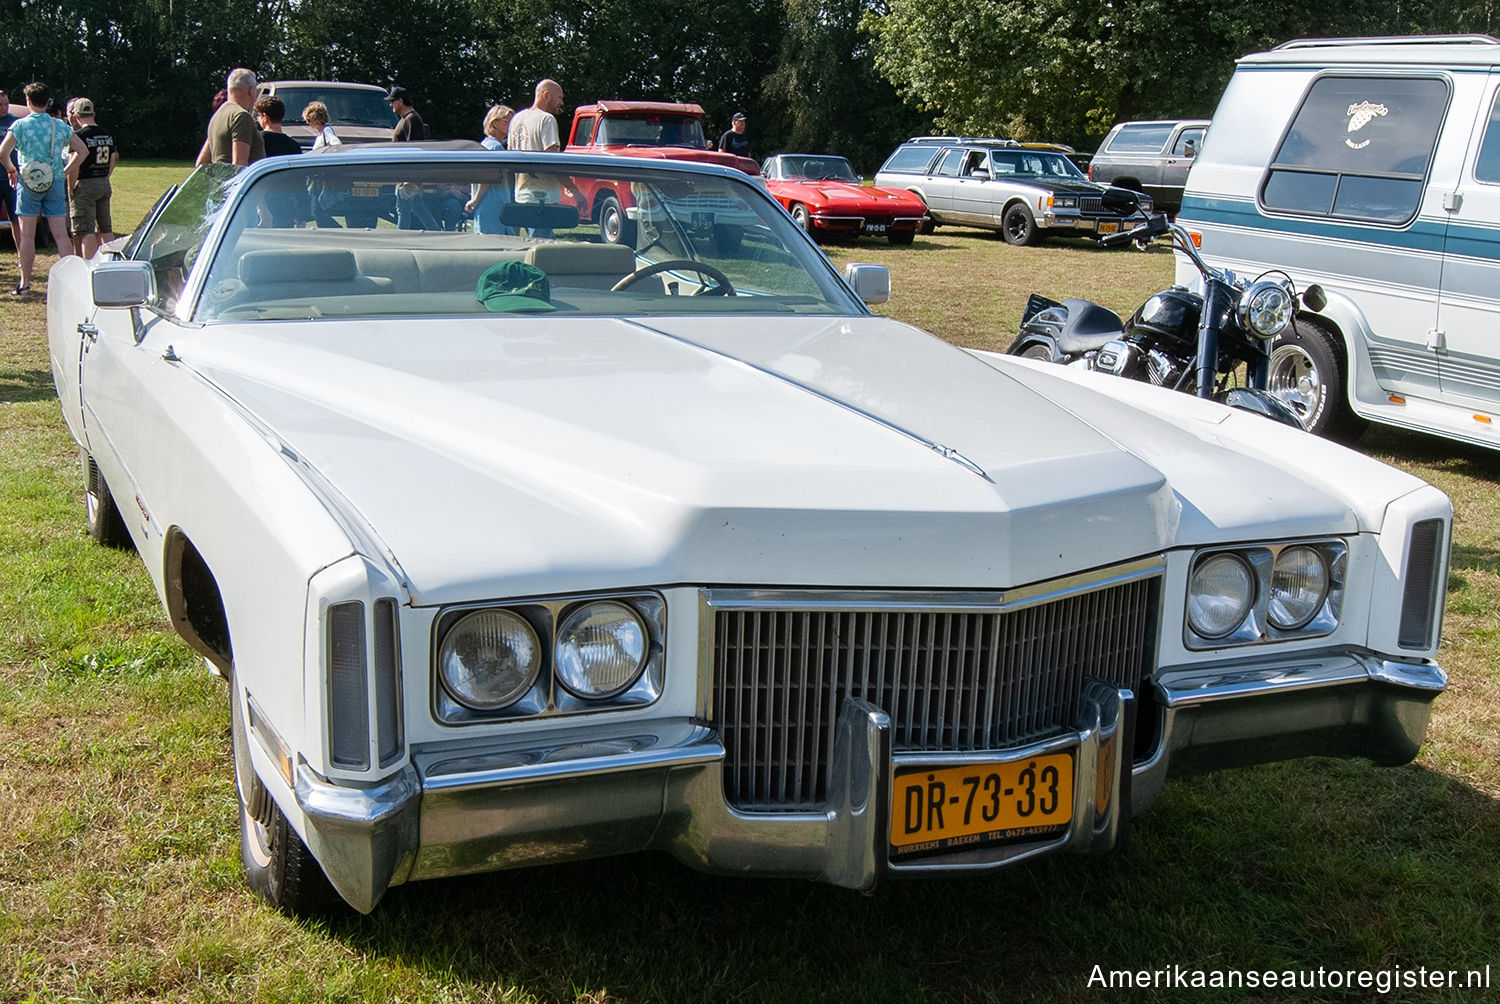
[762,154,928,245]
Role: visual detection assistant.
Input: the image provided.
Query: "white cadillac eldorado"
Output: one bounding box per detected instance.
[47,151,1451,914]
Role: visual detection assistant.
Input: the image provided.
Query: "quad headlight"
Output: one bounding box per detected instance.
[1185,541,1345,648]
[437,609,541,710]
[433,592,664,721]
[1188,553,1256,639]
[555,600,649,699]
[1268,545,1330,630]
[1237,280,1294,339]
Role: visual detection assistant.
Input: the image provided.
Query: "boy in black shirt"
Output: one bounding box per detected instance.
[68,98,117,257]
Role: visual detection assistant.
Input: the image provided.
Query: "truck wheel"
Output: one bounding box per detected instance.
[598,196,637,247]
[1002,205,1038,246]
[1268,319,1368,442]
[84,453,133,549]
[230,679,340,915]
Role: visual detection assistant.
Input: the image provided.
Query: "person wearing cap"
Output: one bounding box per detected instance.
[386,86,428,142]
[386,85,439,230]
[67,97,118,257]
[718,111,751,159]
[195,68,265,166]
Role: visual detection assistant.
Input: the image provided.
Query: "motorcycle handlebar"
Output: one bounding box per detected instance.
[1099,213,1171,248]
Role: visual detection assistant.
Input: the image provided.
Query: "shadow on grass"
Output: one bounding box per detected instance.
[0,368,59,404]
[319,757,1500,1002]
[1359,423,1500,484]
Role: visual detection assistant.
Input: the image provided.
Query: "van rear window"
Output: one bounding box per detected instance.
[1261,76,1448,224]
[880,145,940,175]
[1106,124,1174,153]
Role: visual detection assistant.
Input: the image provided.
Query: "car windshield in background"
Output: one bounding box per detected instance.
[274,87,399,128]
[155,158,859,322]
[989,151,1086,180]
[595,115,708,148]
[782,157,860,182]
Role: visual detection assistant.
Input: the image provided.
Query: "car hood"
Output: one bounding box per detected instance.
[771,180,926,210]
[185,314,1361,604]
[591,145,760,176]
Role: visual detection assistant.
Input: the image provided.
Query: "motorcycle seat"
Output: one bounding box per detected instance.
[1053,299,1125,355]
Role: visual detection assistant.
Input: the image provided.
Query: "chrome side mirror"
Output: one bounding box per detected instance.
[844,264,890,305]
[91,260,153,308]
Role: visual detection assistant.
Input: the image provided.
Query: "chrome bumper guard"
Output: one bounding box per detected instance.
[295,651,1443,912]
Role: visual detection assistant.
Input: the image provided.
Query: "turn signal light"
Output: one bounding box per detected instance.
[1187,230,1203,249]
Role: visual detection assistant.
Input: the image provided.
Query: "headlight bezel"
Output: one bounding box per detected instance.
[432,591,665,724]
[1236,279,1295,339]
[1185,540,1346,649]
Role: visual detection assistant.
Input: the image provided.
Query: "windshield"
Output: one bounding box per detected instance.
[595,115,707,149]
[274,87,399,128]
[775,157,859,183]
[183,157,862,322]
[987,151,1087,180]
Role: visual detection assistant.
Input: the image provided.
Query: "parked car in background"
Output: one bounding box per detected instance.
[565,101,760,248]
[47,149,1450,917]
[255,81,398,149]
[1177,35,1500,450]
[876,136,1151,245]
[761,153,928,244]
[1088,119,1210,215]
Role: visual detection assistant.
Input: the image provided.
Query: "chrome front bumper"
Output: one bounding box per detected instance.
[296,651,1443,912]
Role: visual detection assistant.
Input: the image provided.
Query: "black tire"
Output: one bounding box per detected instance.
[598,196,637,247]
[230,679,341,915]
[790,203,812,233]
[84,454,133,549]
[888,230,915,246]
[1001,204,1038,247]
[1268,319,1368,442]
[712,224,743,254]
[1019,343,1055,362]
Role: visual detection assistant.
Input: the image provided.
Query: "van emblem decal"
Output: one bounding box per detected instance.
[1344,101,1388,150]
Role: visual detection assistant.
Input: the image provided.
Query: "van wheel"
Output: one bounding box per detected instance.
[84,454,133,549]
[598,196,637,247]
[230,678,341,915]
[1268,320,1367,442]
[1002,205,1038,246]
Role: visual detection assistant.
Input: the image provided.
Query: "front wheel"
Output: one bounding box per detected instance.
[1001,204,1038,247]
[231,679,340,914]
[598,196,637,247]
[1268,320,1367,441]
[790,203,813,234]
[84,453,133,549]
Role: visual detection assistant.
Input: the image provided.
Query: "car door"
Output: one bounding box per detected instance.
[922,148,967,220]
[950,149,996,223]
[1437,72,1500,414]
[1160,125,1206,205]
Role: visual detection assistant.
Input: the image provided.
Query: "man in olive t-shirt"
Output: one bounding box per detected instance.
[196,68,265,166]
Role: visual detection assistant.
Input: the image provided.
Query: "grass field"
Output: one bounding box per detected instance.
[2,164,1499,1003]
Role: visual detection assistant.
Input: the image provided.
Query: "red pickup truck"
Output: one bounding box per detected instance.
[564,101,761,248]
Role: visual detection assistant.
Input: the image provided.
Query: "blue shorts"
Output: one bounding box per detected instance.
[16,178,68,219]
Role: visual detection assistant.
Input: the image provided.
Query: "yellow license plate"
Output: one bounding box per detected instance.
[891,753,1072,852]
[1097,221,1120,235]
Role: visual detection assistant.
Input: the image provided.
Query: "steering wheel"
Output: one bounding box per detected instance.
[611,259,736,296]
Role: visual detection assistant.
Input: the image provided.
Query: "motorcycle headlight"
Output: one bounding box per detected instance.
[1268,545,1330,630]
[1237,280,1294,339]
[438,609,542,710]
[1188,553,1256,639]
[555,600,649,699]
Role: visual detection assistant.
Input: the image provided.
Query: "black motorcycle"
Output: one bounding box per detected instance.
[1007,189,1325,429]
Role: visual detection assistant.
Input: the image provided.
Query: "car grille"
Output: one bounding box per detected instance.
[1079,196,1105,215]
[708,567,1161,811]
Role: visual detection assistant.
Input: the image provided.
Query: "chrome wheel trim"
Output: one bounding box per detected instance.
[600,202,623,244]
[1268,343,1321,420]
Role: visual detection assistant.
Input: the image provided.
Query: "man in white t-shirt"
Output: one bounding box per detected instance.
[509,79,565,234]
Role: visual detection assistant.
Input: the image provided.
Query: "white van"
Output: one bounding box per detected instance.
[1177,35,1500,447]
